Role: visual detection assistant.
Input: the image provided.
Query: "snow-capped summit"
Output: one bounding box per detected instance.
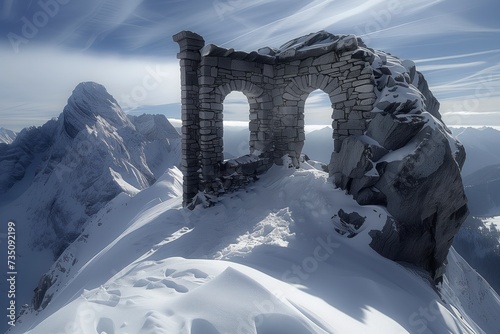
[63,82,133,138]
[0,82,180,321]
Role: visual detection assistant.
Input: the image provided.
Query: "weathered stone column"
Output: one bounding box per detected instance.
[173,31,205,207]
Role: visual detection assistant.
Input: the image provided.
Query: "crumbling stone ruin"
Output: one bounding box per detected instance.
[173,30,468,281]
[173,30,376,206]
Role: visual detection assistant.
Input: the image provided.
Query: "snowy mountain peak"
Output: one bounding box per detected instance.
[0,82,181,325]
[63,81,133,138]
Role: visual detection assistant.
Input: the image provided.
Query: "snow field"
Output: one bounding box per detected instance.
[10,164,499,333]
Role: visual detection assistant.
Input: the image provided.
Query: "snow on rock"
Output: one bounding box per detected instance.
[258,30,360,60]
[9,164,499,334]
[329,41,468,281]
[199,31,468,281]
[0,81,180,316]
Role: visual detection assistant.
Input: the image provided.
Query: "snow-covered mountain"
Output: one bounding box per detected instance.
[437,127,500,296]
[463,164,500,216]
[9,163,500,334]
[451,127,500,178]
[0,82,180,327]
[0,127,17,144]
[453,215,500,295]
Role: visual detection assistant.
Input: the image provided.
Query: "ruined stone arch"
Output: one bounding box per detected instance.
[213,80,273,155]
[173,31,376,206]
[272,68,374,164]
[172,30,471,285]
[198,79,274,184]
[274,74,342,163]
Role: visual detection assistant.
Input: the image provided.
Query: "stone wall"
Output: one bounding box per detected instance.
[173,31,376,207]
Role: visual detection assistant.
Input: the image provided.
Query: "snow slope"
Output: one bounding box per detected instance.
[10,163,500,334]
[454,215,500,295]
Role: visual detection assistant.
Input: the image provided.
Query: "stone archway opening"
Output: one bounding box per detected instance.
[303,89,334,163]
[221,91,251,160]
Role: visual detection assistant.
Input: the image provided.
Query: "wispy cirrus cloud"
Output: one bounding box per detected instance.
[0,0,499,128]
[0,45,180,130]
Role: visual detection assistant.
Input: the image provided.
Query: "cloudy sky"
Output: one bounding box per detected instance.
[1,0,499,131]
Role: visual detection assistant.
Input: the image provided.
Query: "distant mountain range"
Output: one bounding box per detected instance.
[463,164,500,216]
[452,126,500,177]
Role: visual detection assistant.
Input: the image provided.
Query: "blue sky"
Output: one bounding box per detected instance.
[1,0,499,130]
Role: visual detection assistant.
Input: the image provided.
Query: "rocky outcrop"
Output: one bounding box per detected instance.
[330,47,468,280]
[332,209,366,238]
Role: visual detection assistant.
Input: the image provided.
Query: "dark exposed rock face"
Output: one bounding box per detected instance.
[332,209,366,238]
[369,126,468,278]
[330,48,468,280]
[32,274,54,310]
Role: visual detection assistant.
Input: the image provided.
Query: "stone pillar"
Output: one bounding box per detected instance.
[173,31,205,207]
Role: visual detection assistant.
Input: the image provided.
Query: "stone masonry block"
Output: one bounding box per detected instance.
[333,110,345,119]
[347,119,366,130]
[200,76,215,85]
[355,84,373,93]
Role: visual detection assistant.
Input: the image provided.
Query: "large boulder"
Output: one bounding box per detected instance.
[370,125,468,278]
[330,47,468,281]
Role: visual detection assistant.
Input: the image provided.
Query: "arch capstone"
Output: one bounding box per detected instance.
[173,30,376,207]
